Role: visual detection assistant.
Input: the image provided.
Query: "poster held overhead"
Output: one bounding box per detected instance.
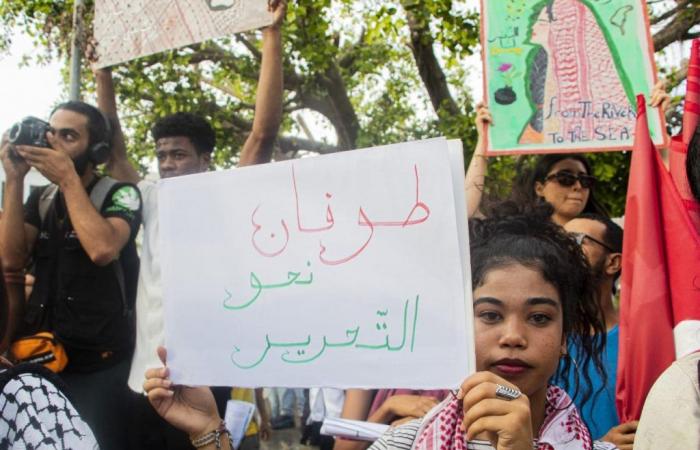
[94,0,272,68]
[480,0,668,155]
[158,138,473,389]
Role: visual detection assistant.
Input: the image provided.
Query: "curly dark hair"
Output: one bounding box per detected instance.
[52,101,112,148]
[469,203,607,409]
[151,112,216,155]
[509,154,609,218]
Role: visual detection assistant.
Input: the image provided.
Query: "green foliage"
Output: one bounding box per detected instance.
[0,0,690,216]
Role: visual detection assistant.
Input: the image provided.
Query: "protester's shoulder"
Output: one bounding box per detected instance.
[103,178,143,216]
[368,419,422,450]
[674,351,700,384]
[0,362,65,397]
[0,364,99,449]
[137,178,156,192]
[653,352,700,393]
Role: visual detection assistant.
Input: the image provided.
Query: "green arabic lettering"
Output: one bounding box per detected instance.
[223,269,314,310]
[281,343,326,364]
[386,299,410,351]
[230,334,272,369]
[325,327,360,348]
[410,295,420,352]
[231,334,313,369]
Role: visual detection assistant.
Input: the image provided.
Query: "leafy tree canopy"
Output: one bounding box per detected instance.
[0,0,698,215]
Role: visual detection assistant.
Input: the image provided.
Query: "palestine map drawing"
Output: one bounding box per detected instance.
[94,0,272,68]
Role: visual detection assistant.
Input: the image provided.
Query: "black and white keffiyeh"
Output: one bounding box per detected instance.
[0,364,98,449]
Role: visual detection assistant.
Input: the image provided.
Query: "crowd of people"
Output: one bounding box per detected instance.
[0,0,699,449]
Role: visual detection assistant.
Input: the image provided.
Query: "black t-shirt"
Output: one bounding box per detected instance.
[24,177,143,308]
[24,177,142,239]
[22,177,142,365]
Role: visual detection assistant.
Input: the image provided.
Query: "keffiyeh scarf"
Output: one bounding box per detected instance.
[0,363,98,449]
[414,385,595,450]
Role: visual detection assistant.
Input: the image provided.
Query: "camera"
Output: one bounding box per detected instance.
[9,116,51,148]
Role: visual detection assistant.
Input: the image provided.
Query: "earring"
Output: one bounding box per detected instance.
[562,352,580,373]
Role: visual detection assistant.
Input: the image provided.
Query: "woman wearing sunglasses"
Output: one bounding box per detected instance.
[466,84,670,225]
[464,107,606,225]
[511,154,608,226]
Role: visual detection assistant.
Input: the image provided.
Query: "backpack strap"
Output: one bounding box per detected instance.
[38,185,59,225]
[37,177,130,317]
[88,176,118,210]
[89,177,130,317]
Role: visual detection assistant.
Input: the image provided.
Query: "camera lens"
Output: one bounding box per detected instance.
[8,122,23,144]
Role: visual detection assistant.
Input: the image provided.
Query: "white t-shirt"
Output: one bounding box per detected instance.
[307,388,345,424]
[635,352,700,449]
[127,180,164,392]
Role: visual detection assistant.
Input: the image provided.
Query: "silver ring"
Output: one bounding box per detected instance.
[495,384,521,401]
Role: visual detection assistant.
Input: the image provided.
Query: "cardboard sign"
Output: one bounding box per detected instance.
[94,0,272,68]
[158,139,474,388]
[481,0,667,155]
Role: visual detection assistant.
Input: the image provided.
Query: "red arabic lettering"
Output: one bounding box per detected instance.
[292,165,335,232]
[251,204,290,257]
[318,208,375,266]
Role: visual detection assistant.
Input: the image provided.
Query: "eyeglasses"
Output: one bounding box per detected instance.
[544,171,596,189]
[570,232,616,252]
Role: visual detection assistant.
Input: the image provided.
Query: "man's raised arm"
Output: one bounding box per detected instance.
[96,68,141,184]
[238,0,286,167]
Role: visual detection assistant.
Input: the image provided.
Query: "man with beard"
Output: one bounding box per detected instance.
[563,214,637,450]
[99,2,285,448]
[0,101,142,449]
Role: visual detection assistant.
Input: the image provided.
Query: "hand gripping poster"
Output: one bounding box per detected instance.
[481,0,668,155]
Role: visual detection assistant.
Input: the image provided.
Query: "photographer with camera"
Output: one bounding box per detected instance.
[91,1,286,449]
[0,101,142,449]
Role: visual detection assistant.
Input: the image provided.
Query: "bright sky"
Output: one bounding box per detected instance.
[0,32,64,135]
[0,0,689,144]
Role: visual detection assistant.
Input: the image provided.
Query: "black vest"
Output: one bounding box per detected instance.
[24,183,138,371]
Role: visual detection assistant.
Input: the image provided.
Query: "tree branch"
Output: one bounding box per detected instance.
[401,0,460,118]
[653,2,700,52]
[277,134,339,154]
[650,0,690,26]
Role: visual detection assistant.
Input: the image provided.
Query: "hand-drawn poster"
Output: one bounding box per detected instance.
[94,0,272,68]
[158,139,474,389]
[481,0,667,155]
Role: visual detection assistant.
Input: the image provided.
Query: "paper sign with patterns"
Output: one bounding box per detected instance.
[94,0,272,68]
[480,0,667,155]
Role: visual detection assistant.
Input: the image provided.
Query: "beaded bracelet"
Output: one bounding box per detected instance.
[191,420,230,449]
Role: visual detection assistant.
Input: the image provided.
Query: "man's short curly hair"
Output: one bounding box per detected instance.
[151,112,216,154]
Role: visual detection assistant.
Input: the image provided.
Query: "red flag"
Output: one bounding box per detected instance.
[669,39,700,228]
[617,95,700,421]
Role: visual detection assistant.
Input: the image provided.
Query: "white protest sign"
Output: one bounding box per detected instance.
[159,138,474,388]
[94,0,272,68]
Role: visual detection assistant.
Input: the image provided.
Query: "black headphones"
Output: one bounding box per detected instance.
[88,111,113,165]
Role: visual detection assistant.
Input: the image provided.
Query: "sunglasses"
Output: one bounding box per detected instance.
[544,171,596,189]
[570,232,616,252]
